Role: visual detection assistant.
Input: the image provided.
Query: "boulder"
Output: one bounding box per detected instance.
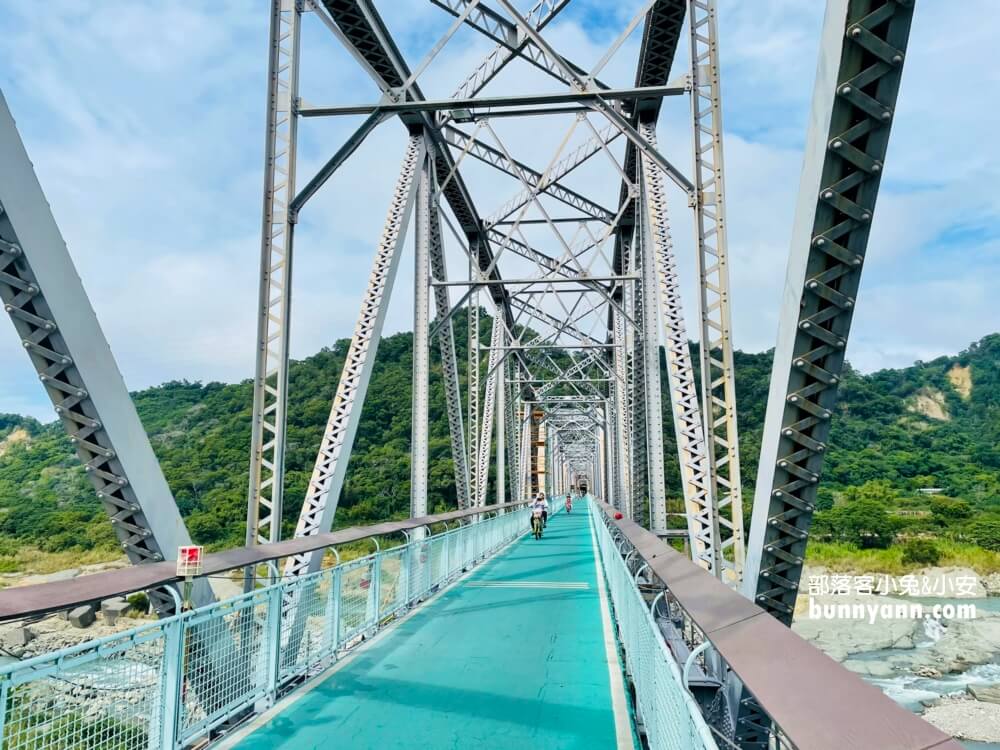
[968,684,1000,705]
[2,627,35,648]
[101,598,131,626]
[68,605,96,629]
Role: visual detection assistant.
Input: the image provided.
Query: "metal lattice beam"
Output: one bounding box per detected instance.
[247,0,301,549]
[743,0,916,625]
[284,134,426,579]
[686,0,745,581]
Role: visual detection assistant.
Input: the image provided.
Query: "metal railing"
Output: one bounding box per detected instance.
[590,501,719,750]
[593,500,961,750]
[0,507,531,749]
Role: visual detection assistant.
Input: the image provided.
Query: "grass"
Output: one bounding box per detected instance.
[806,540,1000,575]
[0,546,123,577]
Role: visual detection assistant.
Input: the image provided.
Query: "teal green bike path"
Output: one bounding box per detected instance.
[234,503,631,749]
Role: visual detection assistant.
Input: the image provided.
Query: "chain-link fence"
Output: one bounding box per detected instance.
[591,506,719,750]
[0,508,529,750]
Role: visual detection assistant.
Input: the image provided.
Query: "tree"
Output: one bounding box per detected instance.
[930,496,972,525]
[813,497,896,549]
[902,539,941,566]
[969,516,1000,552]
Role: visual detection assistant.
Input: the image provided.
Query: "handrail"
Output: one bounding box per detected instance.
[595,501,961,750]
[0,500,532,621]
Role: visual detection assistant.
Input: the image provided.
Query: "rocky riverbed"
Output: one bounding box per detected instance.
[794,565,1000,745]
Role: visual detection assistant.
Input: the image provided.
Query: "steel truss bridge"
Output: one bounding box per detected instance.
[0,1,963,748]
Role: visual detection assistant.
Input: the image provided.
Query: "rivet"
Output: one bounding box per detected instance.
[841,85,852,95]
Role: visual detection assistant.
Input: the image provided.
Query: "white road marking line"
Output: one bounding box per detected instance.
[588,507,635,750]
[465,581,589,589]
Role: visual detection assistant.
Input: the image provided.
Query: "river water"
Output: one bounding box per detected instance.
[851,598,1000,749]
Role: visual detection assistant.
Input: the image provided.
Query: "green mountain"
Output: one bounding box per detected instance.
[1,317,999,570]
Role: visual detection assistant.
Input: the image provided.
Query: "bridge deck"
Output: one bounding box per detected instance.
[229,503,634,749]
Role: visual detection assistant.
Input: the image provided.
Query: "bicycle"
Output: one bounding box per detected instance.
[531,514,544,539]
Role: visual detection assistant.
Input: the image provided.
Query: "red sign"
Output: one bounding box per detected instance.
[176,545,204,577]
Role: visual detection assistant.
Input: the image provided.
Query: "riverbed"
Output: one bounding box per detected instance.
[793,575,1000,746]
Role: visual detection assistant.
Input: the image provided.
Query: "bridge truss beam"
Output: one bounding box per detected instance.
[0,94,210,612]
[740,0,916,744]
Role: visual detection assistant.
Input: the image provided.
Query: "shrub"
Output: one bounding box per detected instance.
[970,516,1000,552]
[126,592,150,615]
[901,538,941,566]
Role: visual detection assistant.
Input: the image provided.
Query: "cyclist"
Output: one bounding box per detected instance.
[530,497,546,539]
[538,492,549,527]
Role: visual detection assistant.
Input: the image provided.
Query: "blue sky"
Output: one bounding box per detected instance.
[1,0,998,420]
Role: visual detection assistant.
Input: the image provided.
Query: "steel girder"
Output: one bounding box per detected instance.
[429,186,472,510]
[625,231,649,526]
[467,293,481,506]
[504,360,520,503]
[412,151,433,523]
[495,352,506,505]
[686,0,745,581]
[612,310,632,509]
[247,0,302,549]
[743,0,916,624]
[0,94,212,612]
[738,4,916,742]
[636,172,668,532]
[284,134,426,579]
[475,316,505,506]
[639,122,717,571]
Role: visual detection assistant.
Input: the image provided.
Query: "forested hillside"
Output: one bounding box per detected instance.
[1,316,998,571]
